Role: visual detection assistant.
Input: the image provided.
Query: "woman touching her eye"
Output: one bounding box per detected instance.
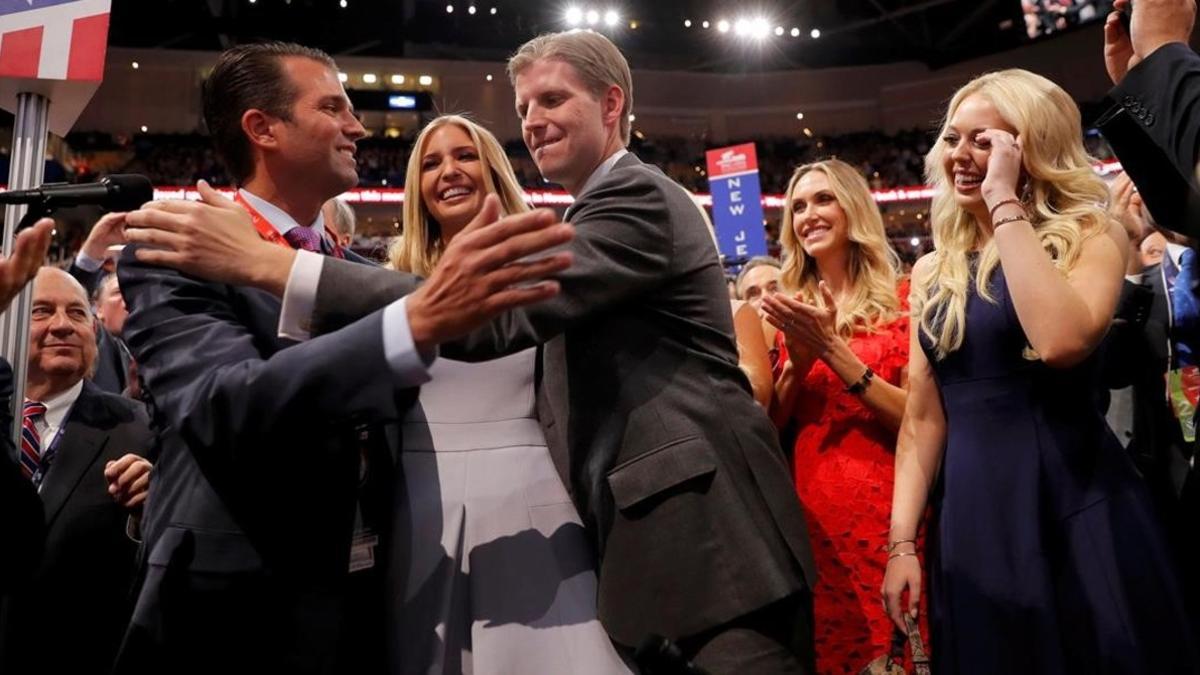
[882,69,1198,673]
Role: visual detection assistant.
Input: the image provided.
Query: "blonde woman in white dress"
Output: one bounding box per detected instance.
[385,114,632,675]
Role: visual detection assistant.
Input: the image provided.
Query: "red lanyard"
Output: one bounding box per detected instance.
[233,191,344,258]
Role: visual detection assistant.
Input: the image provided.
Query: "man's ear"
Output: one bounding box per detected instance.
[602,84,625,133]
[242,109,279,152]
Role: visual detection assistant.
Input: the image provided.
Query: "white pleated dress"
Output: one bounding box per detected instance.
[387,348,634,675]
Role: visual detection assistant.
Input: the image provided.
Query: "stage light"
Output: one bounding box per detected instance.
[733,18,748,36]
[791,27,800,37]
[131,61,139,69]
[249,0,256,4]
[796,112,804,120]
[566,7,582,25]
[629,114,636,122]
[811,28,821,38]
[468,5,476,14]
[629,19,638,29]
[684,19,691,28]
[418,75,433,86]
[362,73,377,84]
[750,17,771,39]
[140,125,148,133]
[604,10,619,27]
[490,6,496,14]
[486,74,493,81]
[717,19,730,33]
[910,237,921,247]
[586,9,599,25]
[338,72,348,83]
[774,26,784,36]
[702,20,710,29]
[339,0,347,7]
[803,127,813,137]
[391,74,405,85]
[446,4,453,13]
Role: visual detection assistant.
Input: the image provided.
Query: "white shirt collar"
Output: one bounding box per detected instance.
[1167,243,1189,267]
[238,188,325,236]
[39,379,83,435]
[575,148,628,199]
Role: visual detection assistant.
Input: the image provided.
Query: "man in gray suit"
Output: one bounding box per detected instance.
[123,31,816,674]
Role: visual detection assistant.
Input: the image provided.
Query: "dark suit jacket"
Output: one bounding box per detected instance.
[1104,269,1194,497]
[0,359,42,592]
[1098,42,1200,236]
[114,247,419,675]
[308,152,816,647]
[0,380,153,675]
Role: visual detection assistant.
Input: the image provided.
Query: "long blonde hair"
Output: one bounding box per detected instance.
[779,158,901,336]
[388,114,530,275]
[915,69,1113,360]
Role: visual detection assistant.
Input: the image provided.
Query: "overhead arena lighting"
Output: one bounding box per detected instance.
[604,9,619,27]
[565,6,582,25]
[586,9,600,25]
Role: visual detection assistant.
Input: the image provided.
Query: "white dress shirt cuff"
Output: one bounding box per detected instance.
[384,297,435,386]
[74,251,104,272]
[278,250,324,341]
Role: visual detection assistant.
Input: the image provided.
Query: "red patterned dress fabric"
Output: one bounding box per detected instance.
[774,283,928,673]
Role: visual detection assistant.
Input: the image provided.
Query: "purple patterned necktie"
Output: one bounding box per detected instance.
[283,226,323,253]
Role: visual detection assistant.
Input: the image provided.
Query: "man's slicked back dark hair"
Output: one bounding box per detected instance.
[202,41,336,183]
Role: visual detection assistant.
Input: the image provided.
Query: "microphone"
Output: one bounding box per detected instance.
[0,174,153,213]
[635,635,712,675]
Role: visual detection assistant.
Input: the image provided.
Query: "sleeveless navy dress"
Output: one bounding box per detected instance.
[923,263,1198,673]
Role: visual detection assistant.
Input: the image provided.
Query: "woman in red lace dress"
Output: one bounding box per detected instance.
[762,158,923,674]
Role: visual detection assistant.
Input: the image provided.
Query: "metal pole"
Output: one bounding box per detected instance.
[1,91,50,450]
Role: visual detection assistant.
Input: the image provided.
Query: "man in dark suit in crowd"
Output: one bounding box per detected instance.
[0,267,154,675]
[111,41,573,675]
[122,31,818,674]
[1102,172,1200,638]
[67,212,135,394]
[0,220,55,593]
[1099,0,1200,233]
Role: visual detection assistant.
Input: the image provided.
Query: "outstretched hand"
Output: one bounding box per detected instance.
[0,218,53,312]
[125,180,296,295]
[406,194,574,352]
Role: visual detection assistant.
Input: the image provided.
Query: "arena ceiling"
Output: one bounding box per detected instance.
[110,0,1039,71]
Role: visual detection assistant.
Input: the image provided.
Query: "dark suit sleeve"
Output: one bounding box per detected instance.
[67,259,103,297]
[117,246,407,468]
[312,173,673,358]
[0,358,44,589]
[1099,42,1200,236]
[1101,280,1154,389]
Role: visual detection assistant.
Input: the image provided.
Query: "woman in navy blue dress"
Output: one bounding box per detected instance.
[882,69,1199,673]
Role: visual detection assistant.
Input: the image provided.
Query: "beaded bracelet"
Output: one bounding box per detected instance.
[992,213,1029,229]
[988,198,1023,220]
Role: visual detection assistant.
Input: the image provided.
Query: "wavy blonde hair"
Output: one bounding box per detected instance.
[915,69,1113,360]
[779,158,901,336]
[387,114,530,275]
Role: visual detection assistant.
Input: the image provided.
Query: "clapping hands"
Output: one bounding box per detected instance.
[761,281,840,361]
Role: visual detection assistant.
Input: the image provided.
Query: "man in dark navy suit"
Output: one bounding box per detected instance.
[0,267,154,675]
[112,42,573,675]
